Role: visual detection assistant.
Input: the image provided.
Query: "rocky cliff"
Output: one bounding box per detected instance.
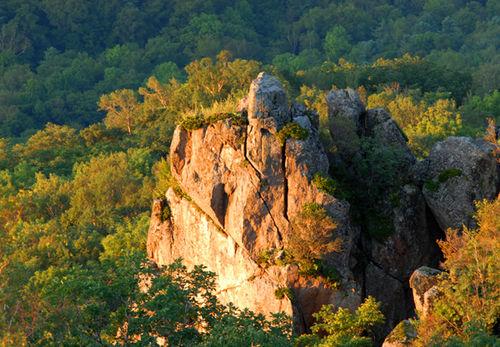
[147,72,499,336]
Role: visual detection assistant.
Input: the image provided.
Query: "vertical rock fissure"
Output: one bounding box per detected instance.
[242,125,262,179]
[243,125,284,242]
[282,141,289,221]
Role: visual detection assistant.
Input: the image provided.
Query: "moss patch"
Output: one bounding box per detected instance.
[425,168,462,193]
[424,179,440,192]
[438,168,462,183]
[274,287,294,301]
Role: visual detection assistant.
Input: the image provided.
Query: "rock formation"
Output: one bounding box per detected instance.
[148,73,361,332]
[147,73,500,338]
[409,266,442,318]
[416,136,498,230]
[326,88,441,330]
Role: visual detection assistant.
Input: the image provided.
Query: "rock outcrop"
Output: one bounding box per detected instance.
[382,320,417,347]
[326,89,441,331]
[148,73,361,332]
[147,73,499,338]
[409,266,442,318]
[417,136,498,230]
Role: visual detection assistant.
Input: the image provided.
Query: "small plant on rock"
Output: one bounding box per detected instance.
[277,122,309,144]
[312,172,337,195]
[274,287,294,301]
[286,203,342,279]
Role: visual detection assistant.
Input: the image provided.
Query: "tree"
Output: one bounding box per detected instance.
[324,25,351,62]
[99,89,139,134]
[416,197,500,345]
[297,296,385,346]
[287,203,342,275]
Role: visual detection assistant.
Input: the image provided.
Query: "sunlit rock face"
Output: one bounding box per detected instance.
[147,73,360,332]
[147,73,498,335]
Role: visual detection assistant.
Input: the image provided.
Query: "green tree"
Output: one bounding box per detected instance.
[99,89,140,135]
[297,296,385,346]
[324,25,351,62]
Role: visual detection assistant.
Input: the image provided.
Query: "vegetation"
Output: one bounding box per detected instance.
[277,122,309,144]
[312,172,337,196]
[415,197,500,345]
[274,287,294,301]
[296,296,385,347]
[287,203,342,280]
[0,0,498,344]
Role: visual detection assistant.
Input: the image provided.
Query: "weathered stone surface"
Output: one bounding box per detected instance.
[382,320,417,347]
[326,88,365,127]
[248,72,289,125]
[367,185,441,280]
[148,73,361,332]
[362,108,415,168]
[327,89,440,336]
[147,189,292,316]
[364,263,409,329]
[417,136,498,230]
[409,266,442,318]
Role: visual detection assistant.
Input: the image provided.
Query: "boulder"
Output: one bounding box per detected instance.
[382,320,417,347]
[417,137,498,230]
[326,88,365,127]
[409,266,442,318]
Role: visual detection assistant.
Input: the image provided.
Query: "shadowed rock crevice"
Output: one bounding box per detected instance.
[210,183,229,227]
[282,141,289,221]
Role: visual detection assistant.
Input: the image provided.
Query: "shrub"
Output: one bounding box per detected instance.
[178,113,206,130]
[274,287,294,301]
[312,173,337,195]
[257,249,275,266]
[296,296,384,346]
[277,122,309,144]
[287,203,342,276]
[178,97,247,131]
[416,197,500,344]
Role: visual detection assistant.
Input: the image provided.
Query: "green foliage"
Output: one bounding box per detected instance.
[274,287,294,301]
[179,113,206,130]
[424,168,463,193]
[0,1,497,137]
[277,122,309,144]
[324,25,351,62]
[0,1,498,343]
[312,172,337,195]
[424,179,440,193]
[416,198,500,345]
[297,296,384,346]
[438,168,462,183]
[287,203,342,282]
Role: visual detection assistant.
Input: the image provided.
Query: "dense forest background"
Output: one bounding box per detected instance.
[1,0,499,136]
[0,0,499,345]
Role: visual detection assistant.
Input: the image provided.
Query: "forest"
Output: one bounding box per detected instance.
[0,0,499,346]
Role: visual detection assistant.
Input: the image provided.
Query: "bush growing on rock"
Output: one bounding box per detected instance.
[287,203,342,276]
[276,122,309,144]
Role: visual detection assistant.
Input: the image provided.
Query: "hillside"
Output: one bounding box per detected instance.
[0,1,499,346]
